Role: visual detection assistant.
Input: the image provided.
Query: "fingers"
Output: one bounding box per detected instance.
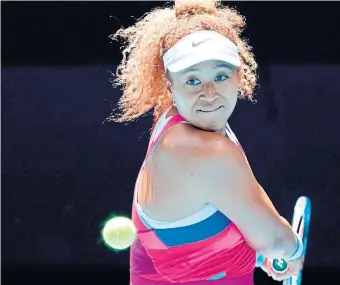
[267,266,288,281]
[269,268,290,281]
[287,268,300,277]
[261,259,285,281]
[260,259,270,275]
[261,258,301,282]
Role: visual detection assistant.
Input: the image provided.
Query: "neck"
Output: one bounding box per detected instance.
[170,105,226,135]
[217,128,226,135]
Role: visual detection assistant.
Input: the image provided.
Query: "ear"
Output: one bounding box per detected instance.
[235,67,241,88]
[166,77,172,94]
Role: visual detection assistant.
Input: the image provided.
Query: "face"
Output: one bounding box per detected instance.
[167,60,240,133]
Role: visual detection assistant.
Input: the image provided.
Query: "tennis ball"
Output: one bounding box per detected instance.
[101,216,137,250]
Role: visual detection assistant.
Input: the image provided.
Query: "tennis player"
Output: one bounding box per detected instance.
[110,1,304,284]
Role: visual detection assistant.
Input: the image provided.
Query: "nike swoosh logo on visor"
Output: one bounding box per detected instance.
[192,38,212,47]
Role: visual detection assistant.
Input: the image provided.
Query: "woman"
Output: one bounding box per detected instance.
[110,1,304,284]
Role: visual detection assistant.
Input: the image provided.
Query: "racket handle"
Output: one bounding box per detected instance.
[256,231,303,273]
[256,254,288,271]
[256,254,288,273]
[272,258,288,273]
[272,231,303,273]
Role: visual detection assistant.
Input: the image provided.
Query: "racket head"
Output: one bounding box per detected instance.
[283,196,312,285]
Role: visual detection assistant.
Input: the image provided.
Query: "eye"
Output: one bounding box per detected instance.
[214,75,229,82]
[186,78,201,86]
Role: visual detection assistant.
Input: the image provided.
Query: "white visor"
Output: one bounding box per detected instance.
[163,30,241,73]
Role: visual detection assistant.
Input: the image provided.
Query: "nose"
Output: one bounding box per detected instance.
[200,82,218,102]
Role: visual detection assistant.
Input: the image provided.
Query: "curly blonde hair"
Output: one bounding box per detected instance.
[109,0,258,125]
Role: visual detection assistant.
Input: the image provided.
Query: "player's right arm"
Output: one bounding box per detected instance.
[183,130,298,259]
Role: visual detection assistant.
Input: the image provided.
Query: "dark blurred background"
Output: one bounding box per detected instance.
[2,1,340,284]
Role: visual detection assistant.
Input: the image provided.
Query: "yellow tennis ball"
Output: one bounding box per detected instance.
[101,216,137,250]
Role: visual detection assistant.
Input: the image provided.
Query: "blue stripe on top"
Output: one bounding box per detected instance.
[153,210,231,247]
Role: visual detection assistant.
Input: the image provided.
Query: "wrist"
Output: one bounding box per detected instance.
[286,231,304,261]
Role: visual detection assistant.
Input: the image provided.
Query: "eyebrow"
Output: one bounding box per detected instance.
[214,63,233,70]
[182,67,199,74]
[182,63,233,74]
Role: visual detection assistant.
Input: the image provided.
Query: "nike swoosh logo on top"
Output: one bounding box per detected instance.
[192,38,212,47]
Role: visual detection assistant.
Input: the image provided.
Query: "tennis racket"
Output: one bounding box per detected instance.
[256,196,312,285]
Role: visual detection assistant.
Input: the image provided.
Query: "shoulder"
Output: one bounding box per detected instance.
[156,123,256,199]
[154,123,250,190]
[158,122,244,165]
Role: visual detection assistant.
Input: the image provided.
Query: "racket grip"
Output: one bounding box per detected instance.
[255,254,288,273]
[256,232,303,273]
[272,258,288,273]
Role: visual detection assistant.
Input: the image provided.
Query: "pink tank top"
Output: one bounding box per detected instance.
[130,112,256,285]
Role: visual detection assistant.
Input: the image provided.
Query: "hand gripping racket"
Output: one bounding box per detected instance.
[256,196,312,285]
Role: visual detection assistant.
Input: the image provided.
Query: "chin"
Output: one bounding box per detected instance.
[200,121,226,133]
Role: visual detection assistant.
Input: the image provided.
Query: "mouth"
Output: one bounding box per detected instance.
[198,106,223,113]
